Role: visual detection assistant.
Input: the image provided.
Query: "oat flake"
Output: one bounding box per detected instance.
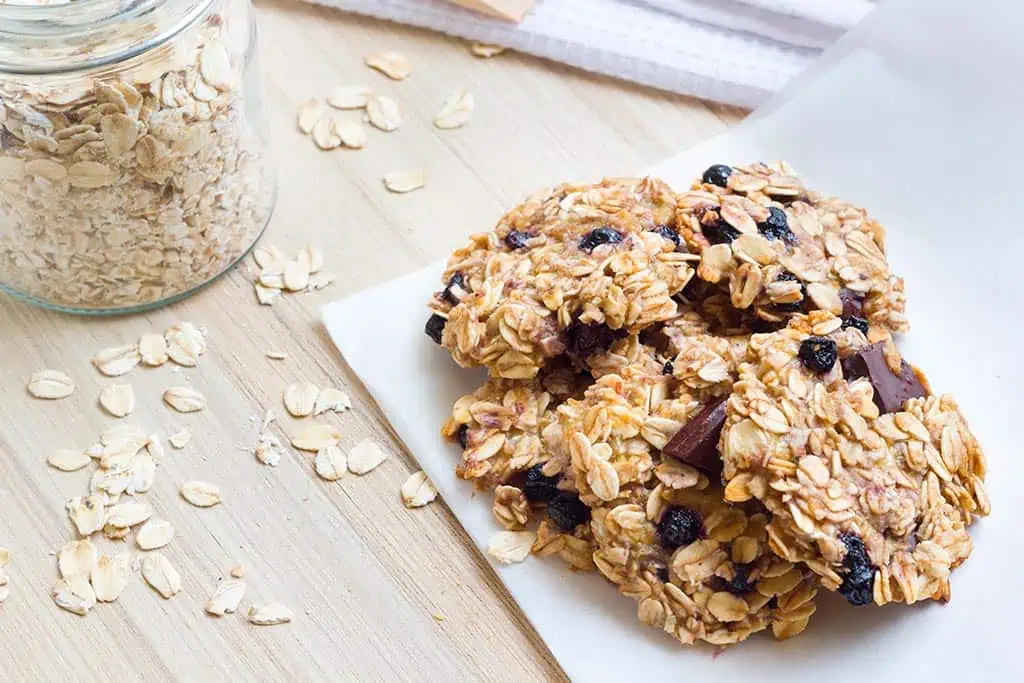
[53,576,96,616]
[92,345,141,377]
[139,333,169,366]
[165,322,207,367]
[291,424,343,452]
[266,351,288,360]
[297,98,325,134]
[327,84,371,110]
[92,553,131,603]
[366,94,402,132]
[314,387,351,415]
[334,119,367,149]
[67,495,106,537]
[433,89,474,129]
[168,428,191,449]
[27,369,75,399]
[487,530,536,565]
[284,382,319,417]
[136,519,175,550]
[99,383,136,418]
[181,480,222,507]
[248,602,294,625]
[48,449,91,472]
[205,578,246,616]
[313,445,347,481]
[163,386,206,413]
[347,439,388,475]
[382,169,426,194]
[469,42,506,58]
[230,566,245,579]
[105,501,153,528]
[141,553,182,599]
[58,540,97,578]
[400,471,438,508]
[364,51,411,80]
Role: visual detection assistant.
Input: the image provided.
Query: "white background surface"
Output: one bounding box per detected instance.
[324,0,1020,679]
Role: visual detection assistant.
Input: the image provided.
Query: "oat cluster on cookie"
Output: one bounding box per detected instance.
[427,164,989,648]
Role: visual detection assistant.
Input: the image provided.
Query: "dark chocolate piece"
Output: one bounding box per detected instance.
[839,288,864,319]
[842,342,927,414]
[661,396,727,476]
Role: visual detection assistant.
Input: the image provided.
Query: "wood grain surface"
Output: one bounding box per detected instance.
[0,1,743,680]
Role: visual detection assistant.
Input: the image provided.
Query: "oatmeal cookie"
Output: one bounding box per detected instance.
[590,480,818,646]
[677,162,907,336]
[719,312,989,606]
[427,177,696,379]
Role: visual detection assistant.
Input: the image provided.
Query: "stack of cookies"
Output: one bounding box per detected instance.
[425,163,990,647]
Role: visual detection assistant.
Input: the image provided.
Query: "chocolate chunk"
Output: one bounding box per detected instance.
[842,342,927,414]
[839,288,864,319]
[565,320,623,358]
[662,396,727,476]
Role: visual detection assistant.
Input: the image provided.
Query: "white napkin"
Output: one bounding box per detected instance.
[323,0,1021,679]
[304,0,870,107]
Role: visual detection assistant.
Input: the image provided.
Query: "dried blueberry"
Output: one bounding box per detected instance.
[425,314,446,344]
[662,360,674,376]
[455,424,469,449]
[565,320,623,358]
[504,230,530,250]
[757,206,796,243]
[441,272,467,305]
[702,164,733,188]
[838,533,876,606]
[547,492,590,532]
[651,225,682,249]
[523,464,561,503]
[578,227,623,253]
[798,337,838,374]
[702,220,740,245]
[841,316,870,335]
[723,565,755,595]
[656,506,702,549]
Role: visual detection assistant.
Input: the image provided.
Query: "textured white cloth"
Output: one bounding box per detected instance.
[302,0,875,108]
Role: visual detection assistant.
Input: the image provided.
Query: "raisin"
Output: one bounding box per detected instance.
[656,506,702,549]
[547,492,590,532]
[662,360,674,376]
[578,227,623,253]
[650,225,682,249]
[838,533,876,606]
[798,337,838,374]
[455,424,469,449]
[702,220,740,245]
[723,564,755,595]
[565,320,622,358]
[757,206,796,243]
[504,230,530,250]
[522,464,560,503]
[425,314,446,344]
[441,272,467,305]
[702,164,733,188]
[841,316,870,335]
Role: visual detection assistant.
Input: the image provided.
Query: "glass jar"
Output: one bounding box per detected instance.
[0,0,275,314]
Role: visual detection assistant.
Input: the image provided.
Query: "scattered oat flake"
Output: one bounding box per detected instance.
[433,89,474,129]
[0,586,7,603]
[328,84,371,110]
[128,453,157,495]
[168,428,191,449]
[99,383,135,418]
[165,322,207,367]
[205,578,246,616]
[48,449,91,472]
[255,282,281,306]
[139,333,169,366]
[91,553,131,603]
[311,116,342,150]
[307,272,336,291]
[314,387,351,415]
[92,345,141,377]
[141,553,182,599]
[364,51,411,80]
[136,519,175,550]
[297,98,325,134]
[347,439,388,475]
[163,386,206,413]
[266,351,288,360]
[248,602,294,626]
[291,424,343,452]
[27,369,75,399]
[67,495,106,537]
[253,245,286,270]
[58,540,97,578]
[181,480,222,507]
[382,169,426,194]
[366,94,402,132]
[470,42,506,57]
[314,445,347,481]
[0,547,8,569]
[105,501,152,529]
[254,429,284,467]
[146,434,165,462]
[283,260,311,292]
[284,382,319,417]
[53,576,96,615]
[334,119,367,149]
[487,530,536,565]
[400,471,438,508]
[101,424,148,447]
[230,566,245,579]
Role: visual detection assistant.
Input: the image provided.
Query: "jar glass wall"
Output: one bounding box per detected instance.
[0,0,275,314]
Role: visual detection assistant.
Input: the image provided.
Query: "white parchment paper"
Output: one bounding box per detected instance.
[323,0,1022,679]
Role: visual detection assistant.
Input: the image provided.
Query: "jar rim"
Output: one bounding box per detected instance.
[0,0,214,74]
